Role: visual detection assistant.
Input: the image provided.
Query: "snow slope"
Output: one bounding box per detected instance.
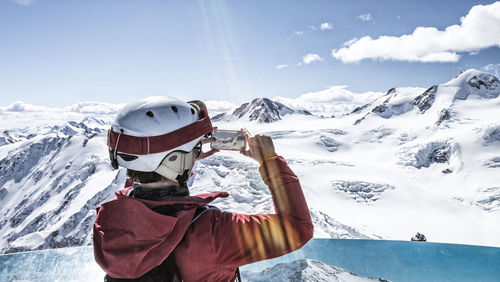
[0,69,499,254]
[241,259,388,282]
[212,98,311,123]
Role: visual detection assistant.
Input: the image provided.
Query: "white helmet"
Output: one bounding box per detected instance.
[107,96,213,184]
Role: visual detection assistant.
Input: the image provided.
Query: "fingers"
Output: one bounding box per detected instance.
[239,129,276,163]
[241,128,252,141]
[201,137,216,145]
[239,149,251,157]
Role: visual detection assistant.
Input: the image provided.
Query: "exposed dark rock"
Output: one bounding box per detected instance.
[233,102,250,118]
[456,72,500,100]
[331,180,395,203]
[372,105,385,113]
[386,88,396,96]
[351,103,370,114]
[436,109,451,125]
[372,105,387,114]
[319,136,340,152]
[353,113,369,125]
[82,133,98,147]
[411,232,427,242]
[210,113,226,122]
[397,140,460,169]
[483,128,500,145]
[484,157,500,168]
[242,259,389,282]
[0,131,17,146]
[442,168,453,174]
[454,70,464,79]
[0,136,70,187]
[474,187,500,212]
[0,188,7,201]
[468,74,500,91]
[220,98,308,123]
[431,147,450,163]
[81,116,107,126]
[248,98,291,122]
[414,85,438,113]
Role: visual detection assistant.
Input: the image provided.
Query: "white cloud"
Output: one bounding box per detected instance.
[342,38,359,47]
[275,64,289,70]
[274,85,384,116]
[64,102,124,114]
[357,13,373,22]
[9,0,36,6]
[308,25,317,30]
[204,100,238,116]
[483,63,500,76]
[294,31,304,35]
[302,54,323,64]
[334,2,500,63]
[2,101,56,112]
[320,22,333,30]
[0,101,126,115]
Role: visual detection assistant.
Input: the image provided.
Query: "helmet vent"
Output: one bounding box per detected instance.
[191,108,195,115]
[146,111,154,118]
[171,106,178,113]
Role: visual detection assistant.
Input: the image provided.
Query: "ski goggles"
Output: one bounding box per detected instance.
[108,100,212,158]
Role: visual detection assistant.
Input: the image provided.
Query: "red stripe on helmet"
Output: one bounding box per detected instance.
[107,108,213,155]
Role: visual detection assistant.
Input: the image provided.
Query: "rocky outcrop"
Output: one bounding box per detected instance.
[212,98,311,123]
[242,259,389,282]
[414,85,438,113]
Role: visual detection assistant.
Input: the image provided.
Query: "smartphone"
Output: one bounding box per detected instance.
[210,129,246,151]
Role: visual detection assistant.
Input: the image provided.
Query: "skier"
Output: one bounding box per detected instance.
[93,97,314,281]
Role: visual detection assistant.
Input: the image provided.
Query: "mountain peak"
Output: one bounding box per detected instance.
[243,259,387,281]
[213,97,311,123]
[444,69,500,99]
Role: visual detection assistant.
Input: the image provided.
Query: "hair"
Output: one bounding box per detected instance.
[126,169,168,184]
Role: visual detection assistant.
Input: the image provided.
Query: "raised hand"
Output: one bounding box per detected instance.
[195,137,220,160]
[240,129,276,164]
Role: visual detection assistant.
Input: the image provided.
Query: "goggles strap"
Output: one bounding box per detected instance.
[114,129,124,163]
[107,110,212,156]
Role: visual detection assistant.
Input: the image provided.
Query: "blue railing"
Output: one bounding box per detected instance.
[1,239,499,281]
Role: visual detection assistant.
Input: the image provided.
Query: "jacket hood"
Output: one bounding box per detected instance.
[93,188,228,279]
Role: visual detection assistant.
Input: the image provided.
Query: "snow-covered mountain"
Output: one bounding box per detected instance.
[241,259,389,282]
[0,119,124,253]
[0,69,500,256]
[353,69,499,125]
[212,97,312,123]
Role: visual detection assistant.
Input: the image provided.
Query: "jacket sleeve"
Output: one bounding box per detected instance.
[210,155,314,267]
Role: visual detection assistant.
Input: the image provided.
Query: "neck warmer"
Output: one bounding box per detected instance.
[129,182,190,201]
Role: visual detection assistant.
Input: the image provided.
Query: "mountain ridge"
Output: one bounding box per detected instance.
[1,68,500,255]
[212,97,312,123]
[352,69,500,125]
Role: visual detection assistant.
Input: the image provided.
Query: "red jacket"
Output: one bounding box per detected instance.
[93,156,313,281]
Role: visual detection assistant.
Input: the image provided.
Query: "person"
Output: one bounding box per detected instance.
[93,97,314,281]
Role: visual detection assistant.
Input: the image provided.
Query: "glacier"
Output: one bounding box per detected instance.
[0,69,500,279]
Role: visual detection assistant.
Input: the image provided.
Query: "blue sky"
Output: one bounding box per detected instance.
[1,0,499,107]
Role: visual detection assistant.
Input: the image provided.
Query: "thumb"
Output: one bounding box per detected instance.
[240,149,251,157]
